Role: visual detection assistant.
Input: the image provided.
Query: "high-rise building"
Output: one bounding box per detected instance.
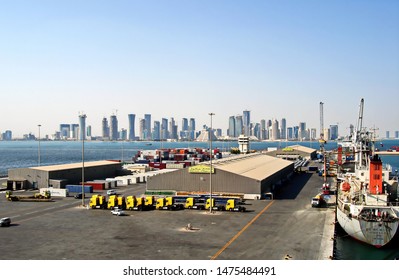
[109,114,118,140]
[87,125,92,138]
[310,128,317,140]
[386,131,390,139]
[2,130,12,141]
[287,127,293,140]
[161,118,168,140]
[79,114,87,140]
[271,119,279,140]
[243,110,250,136]
[298,122,306,140]
[144,114,152,140]
[260,119,266,140]
[60,124,70,139]
[395,131,399,138]
[330,124,338,140]
[280,118,286,140]
[293,126,299,140]
[228,116,236,138]
[189,118,196,140]
[235,115,243,137]
[128,114,136,140]
[139,118,145,140]
[119,128,127,140]
[70,124,79,139]
[169,117,178,140]
[102,117,109,139]
[153,121,161,140]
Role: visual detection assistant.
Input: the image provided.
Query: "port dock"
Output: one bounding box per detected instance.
[0,166,335,260]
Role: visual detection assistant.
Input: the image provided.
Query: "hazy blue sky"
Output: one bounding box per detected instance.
[1,0,398,138]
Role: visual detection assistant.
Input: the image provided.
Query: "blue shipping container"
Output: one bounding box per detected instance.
[65,185,93,193]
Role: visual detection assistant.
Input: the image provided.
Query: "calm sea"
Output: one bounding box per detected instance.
[1,139,399,259]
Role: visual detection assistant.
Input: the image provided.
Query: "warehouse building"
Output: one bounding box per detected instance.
[7,160,122,190]
[265,145,317,160]
[146,153,294,199]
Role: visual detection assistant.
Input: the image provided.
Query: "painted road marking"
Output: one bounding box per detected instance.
[211,200,275,260]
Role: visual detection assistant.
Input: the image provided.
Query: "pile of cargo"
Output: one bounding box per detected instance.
[89,194,247,213]
[132,148,223,170]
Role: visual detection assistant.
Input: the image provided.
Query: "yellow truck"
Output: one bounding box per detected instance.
[205,198,246,212]
[185,197,205,210]
[89,194,107,209]
[126,196,143,210]
[156,197,184,210]
[107,195,119,209]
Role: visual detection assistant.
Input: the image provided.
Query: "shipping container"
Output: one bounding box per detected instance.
[65,185,93,193]
[40,188,69,197]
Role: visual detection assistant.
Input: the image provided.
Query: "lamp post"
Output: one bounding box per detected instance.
[38,124,41,166]
[81,128,85,207]
[209,112,215,213]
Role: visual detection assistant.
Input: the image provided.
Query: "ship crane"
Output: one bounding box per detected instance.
[319,102,326,152]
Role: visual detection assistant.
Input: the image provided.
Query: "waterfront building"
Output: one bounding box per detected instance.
[109,114,118,141]
[310,128,317,141]
[128,114,136,140]
[271,119,280,140]
[386,131,390,139]
[2,130,12,141]
[252,123,260,139]
[70,124,79,139]
[139,118,145,140]
[238,134,250,153]
[228,116,236,138]
[87,125,92,138]
[79,114,86,140]
[161,118,168,140]
[293,126,299,140]
[169,117,178,140]
[60,124,70,139]
[298,122,306,140]
[330,124,338,140]
[102,117,109,139]
[153,121,161,140]
[260,119,266,140]
[280,118,287,140]
[287,127,293,140]
[189,118,196,140]
[235,115,243,137]
[395,131,399,139]
[144,114,152,140]
[243,110,251,136]
[119,128,127,140]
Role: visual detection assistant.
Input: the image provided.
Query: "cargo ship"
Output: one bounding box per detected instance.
[336,99,399,247]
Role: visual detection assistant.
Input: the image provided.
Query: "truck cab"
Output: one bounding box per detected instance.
[311,194,325,208]
[226,199,246,212]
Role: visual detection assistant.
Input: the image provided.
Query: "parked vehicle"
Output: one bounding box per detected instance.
[107,189,117,195]
[89,194,107,209]
[111,209,126,216]
[0,217,11,227]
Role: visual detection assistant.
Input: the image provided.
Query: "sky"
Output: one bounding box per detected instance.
[1,0,398,138]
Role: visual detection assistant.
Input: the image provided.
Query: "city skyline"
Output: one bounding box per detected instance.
[2,109,397,141]
[1,1,398,138]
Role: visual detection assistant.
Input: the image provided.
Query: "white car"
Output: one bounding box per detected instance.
[107,189,117,195]
[111,209,126,216]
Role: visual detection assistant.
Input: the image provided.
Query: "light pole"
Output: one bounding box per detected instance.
[209,112,215,213]
[81,127,85,207]
[38,124,41,166]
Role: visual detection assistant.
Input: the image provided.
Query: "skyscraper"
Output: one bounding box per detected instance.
[228,116,236,138]
[161,118,168,140]
[144,114,152,140]
[60,124,70,139]
[109,114,118,140]
[102,117,109,139]
[330,124,338,140]
[79,114,86,140]
[280,118,286,140]
[243,110,250,136]
[189,118,196,140]
[128,114,136,140]
[235,115,243,137]
[153,121,160,140]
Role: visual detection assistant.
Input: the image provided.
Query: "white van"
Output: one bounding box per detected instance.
[107,189,117,195]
